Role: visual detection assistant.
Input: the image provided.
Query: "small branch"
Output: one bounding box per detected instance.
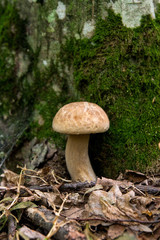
[25,207,86,240]
[68,216,160,225]
[135,184,160,195]
[8,215,17,240]
[59,181,96,192]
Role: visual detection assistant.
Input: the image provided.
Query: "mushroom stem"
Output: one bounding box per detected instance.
[65,134,96,182]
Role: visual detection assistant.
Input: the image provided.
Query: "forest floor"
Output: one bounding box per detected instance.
[0,139,160,240]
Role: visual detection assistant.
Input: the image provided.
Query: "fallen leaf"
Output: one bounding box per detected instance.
[2,169,25,185]
[84,184,103,196]
[11,201,37,211]
[19,225,45,240]
[116,191,141,219]
[86,190,107,217]
[124,170,147,183]
[130,224,152,233]
[62,206,84,219]
[0,232,7,240]
[97,177,133,191]
[108,224,125,239]
[34,190,61,207]
[101,197,127,221]
[116,232,137,240]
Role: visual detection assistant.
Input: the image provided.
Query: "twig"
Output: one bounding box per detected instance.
[52,170,72,183]
[25,207,86,240]
[0,185,53,193]
[135,184,160,195]
[45,193,70,239]
[69,216,160,225]
[8,215,17,240]
[17,165,48,184]
[59,181,96,192]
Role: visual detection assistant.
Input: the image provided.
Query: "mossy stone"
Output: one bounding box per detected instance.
[61,9,160,177]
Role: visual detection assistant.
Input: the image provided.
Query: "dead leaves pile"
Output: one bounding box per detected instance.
[0,167,160,240]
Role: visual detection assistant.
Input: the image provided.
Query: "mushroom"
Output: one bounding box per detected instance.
[52,102,110,182]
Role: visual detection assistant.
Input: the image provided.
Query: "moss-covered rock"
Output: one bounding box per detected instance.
[60,9,160,177]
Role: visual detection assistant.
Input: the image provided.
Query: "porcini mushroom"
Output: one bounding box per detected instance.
[52,102,110,182]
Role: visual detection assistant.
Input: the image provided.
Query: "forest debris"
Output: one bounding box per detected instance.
[124,170,147,183]
[8,215,17,240]
[130,224,152,233]
[62,206,84,219]
[25,207,86,240]
[86,190,108,218]
[1,169,25,186]
[27,142,48,170]
[107,224,125,240]
[18,225,45,240]
[51,169,71,184]
[97,177,133,190]
[59,180,96,192]
[84,223,100,240]
[34,190,62,208]
[0,167,25,221]
[0,232,7,240]
[45,193,69,239]
[135,184,160,195]
[1,165,160,239]
[116,232,137,240]
[46,142,57,159]
[67,192,84,205]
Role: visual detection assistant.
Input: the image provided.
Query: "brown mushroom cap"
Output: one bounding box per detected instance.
[52,102,110,135]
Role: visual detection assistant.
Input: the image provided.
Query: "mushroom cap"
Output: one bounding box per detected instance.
[52,102,110,134]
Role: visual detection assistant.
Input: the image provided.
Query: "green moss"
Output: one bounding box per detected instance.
[61,9,160,177]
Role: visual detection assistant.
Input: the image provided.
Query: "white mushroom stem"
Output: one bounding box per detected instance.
[65,134,96,182]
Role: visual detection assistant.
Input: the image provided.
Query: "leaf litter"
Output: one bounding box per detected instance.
[0,143,160,239]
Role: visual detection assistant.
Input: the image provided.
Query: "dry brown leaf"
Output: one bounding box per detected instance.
[106,185,123,204]
[108,224,125,239]
[86,188,134,221]
[86,190,107,217]
[101,197,127,221]
[84,184,103,196]
[131,196,153,208]
[0,232,7,240]
[34,190,62,208]
[97,177,133,191]
[62,206,84,219]
[130,224,152,233]
[19,225,45,240]
[1,169,25,186]
[124,170,147,183]
[138,224,160,240]
[86,187,123,219]
[141,209,153,217]
[116,232,138,240]
[67,192,84,205]
[116,191,141,219]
